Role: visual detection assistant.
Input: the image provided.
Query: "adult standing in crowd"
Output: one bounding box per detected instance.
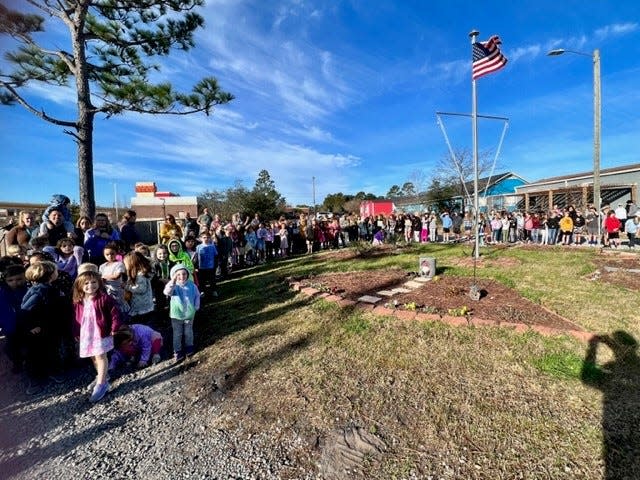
[84,213,121,264]
[624,216,638,248]
[119,210,140,251]
[614,203,627,232]
[38,208,71,246]
[159,214,183,244]
[6,211,39,247]
[197,208,213,234]
[183,212,199,239]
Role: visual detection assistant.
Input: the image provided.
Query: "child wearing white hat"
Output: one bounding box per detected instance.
[163,264,200,362]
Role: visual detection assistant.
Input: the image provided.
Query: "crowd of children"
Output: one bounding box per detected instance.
[2,196,637,402]
[0,201,210,402]
[0,240,201,401]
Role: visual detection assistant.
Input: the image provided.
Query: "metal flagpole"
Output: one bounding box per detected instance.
[468,30,482,301]
[470,30,480,261]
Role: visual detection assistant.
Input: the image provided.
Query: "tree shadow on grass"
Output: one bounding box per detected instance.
[194,271,314,347]
[581,331,640,480]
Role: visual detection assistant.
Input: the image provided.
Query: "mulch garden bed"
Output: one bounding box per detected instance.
[296,269,583,332]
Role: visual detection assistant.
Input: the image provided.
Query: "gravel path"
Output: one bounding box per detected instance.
[0,350,316,480]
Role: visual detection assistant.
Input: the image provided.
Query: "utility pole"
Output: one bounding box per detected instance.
[312,176,316,218]
[113,182,119,220]
[548,47,601,245]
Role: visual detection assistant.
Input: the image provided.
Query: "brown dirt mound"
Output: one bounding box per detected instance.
[298,271,581,331]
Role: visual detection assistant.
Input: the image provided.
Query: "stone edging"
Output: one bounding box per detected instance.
[290,281,593,343]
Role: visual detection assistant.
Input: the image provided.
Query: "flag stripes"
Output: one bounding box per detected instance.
[472,35,507,80]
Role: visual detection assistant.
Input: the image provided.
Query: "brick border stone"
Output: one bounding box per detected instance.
[290,281,594,342]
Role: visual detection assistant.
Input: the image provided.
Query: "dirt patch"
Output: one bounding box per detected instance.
[299,268,409,298]
[298,271,582,331]
[590,252,640,291]
[319,244,407,262]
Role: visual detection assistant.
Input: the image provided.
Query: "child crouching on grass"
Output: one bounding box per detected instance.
[72,270,122,402]
[109,324,163,371]
[163,264,200,363]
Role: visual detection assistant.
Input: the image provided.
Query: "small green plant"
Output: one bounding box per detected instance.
[403,302,417,311]
[447,305,470,317]
[420,305,439,314]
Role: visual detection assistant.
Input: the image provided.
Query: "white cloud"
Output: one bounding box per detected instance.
[595,22,639,40]
[508,44,542,63]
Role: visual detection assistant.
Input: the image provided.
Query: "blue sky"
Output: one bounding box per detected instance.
[1,0,639,209]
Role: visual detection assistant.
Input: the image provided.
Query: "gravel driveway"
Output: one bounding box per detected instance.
[0,349,316,480]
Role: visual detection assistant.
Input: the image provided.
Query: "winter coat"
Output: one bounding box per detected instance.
[167,239,194,273]
[124,273,155,316]
[21,283,69,334]
[163,277,200,321]
[73,290,122,339]
[0,284,28,335]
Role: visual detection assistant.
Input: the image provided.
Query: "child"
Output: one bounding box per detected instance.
[216,227,233,279]
[278,223,289,258]
[151,244,171,312]
[134,242,151,260]
[72,271,122,402]
[0,264,28,373]
[99,242,129,316]
[6,244,28,264]
[44,237,85,280]
[264,223,274,260]
[244,226,257,265]
[109,324,163,371]
[184,236,198,264]
[256,223,268,262]
[167,238,194,275]
[20,261,66,394]
[123,252,155,325]
[428,214,438,243]
[196,231,218,297]
[163,264,200,362]
[372,228,384,245]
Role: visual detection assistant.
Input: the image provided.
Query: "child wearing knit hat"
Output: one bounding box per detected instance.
[163,264,200,362]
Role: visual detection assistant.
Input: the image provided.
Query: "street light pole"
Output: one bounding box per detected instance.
[548,48,602,245]
[593,49,601,246]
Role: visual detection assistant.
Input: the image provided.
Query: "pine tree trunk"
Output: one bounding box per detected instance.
[73,2,96,219]
[77,112,95,219]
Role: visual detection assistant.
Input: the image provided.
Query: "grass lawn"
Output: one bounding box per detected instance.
[189,244,639,479]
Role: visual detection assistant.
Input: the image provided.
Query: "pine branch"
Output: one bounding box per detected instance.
[0,79,77,127]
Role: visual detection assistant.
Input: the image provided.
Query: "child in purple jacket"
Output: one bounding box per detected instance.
[109,324,163,371]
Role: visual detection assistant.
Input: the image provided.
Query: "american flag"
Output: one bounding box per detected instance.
[472,35,507,80]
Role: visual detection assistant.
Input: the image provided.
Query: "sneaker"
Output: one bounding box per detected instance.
[174,352,185,364]
[87,375,110,392]
[26,379,44,395]
[151,354,161,365]
[185,346,195,358]
[89,382,110,403]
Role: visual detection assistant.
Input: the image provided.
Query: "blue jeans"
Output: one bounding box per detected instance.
[171,318,194,354]
[548,228,558,245]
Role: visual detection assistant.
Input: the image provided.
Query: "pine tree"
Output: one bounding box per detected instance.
[0,1,233,218]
